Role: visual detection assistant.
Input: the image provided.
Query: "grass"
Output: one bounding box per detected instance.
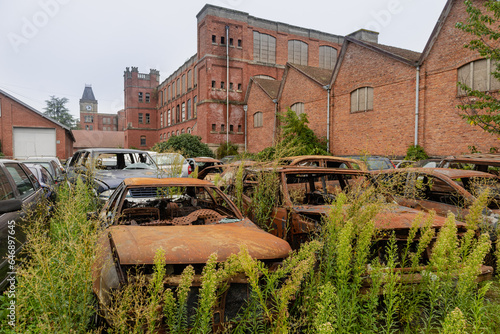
[3,167,500,333]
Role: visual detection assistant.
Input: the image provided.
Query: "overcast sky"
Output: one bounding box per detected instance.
[0,0,448,120]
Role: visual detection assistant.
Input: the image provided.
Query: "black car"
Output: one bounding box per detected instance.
[66,148,162,201]
[0,160,44,290]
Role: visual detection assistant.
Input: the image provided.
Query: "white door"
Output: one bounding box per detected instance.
[13,127,56,158]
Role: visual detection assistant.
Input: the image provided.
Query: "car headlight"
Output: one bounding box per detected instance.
[99,189,114,200]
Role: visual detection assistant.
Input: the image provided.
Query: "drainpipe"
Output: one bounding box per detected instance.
[272,99,278,144]
[244,105,248,151]
[226,25,229,147]
[414,66,420,146]
[323,85,331,152]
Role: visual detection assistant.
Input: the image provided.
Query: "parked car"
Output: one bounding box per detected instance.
[21,157,66,186]
[439,153,500,175]
[236,166,492,283]
[24,163,57,201]
[92,177,291,327]
[279,155,367,170]
[220,155,236,164]
[0,160,44,290]
[347,155,395,170]
[67,148,160,201]
[370,167,500,222]
[190,157,223,173]
[148,152,192,177]
[413,158,442,168]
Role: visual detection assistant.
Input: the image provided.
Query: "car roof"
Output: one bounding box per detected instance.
[441,154,500,165]
[123,177,215,187]
[77,148,149,153]
[248,165,368,175]
[372,167,497,179]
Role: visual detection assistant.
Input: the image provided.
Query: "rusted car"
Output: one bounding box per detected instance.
[370,168,500,222]
[279,155,367,170]
[439,153,500,176]
[238,166,493,282]
[92,177,291,326]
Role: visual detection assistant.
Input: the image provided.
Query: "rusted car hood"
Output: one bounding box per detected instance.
[293,205,462,230]
[95,169,161,190]
[109,219,291,265]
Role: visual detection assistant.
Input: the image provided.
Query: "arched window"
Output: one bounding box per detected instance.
[160,112,163,128]
[350,87,374,112]
[181,128,185,134]
[288,40,308,65]
[290,102,305,116]
[167,109,171,126]
[253,112,263,128]
[319,46,337,70]
[253,31,276,64]
[176,130,180,136]
[140,136,146,146]
[187,127,192,134]
[458,59,500,95]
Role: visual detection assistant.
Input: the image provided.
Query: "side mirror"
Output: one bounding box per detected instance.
[0,199,23,214]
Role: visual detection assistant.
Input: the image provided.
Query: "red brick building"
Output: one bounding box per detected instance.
[326,0,499,157]
[0,88,74,159]
[129,4,352,151]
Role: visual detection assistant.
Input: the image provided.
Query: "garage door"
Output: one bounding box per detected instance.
[13,127,56,158]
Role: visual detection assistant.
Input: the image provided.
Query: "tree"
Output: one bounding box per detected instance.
[257,108,329,161]
[43,96,75,129]
[150,133,214,158]
[456,0,500,135]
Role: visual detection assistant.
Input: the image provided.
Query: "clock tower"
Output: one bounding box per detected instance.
[80,84,98,130]
[79,84,98,113]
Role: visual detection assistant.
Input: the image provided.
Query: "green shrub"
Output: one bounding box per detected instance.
[405,144,429,161]
[151,134,214,158]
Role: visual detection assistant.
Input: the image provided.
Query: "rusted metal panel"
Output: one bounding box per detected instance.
[109,219,291,265]
[124,177,213,187]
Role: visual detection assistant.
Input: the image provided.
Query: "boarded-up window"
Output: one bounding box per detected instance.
[291,102,305,116]
[288,40,308,65]
[167,109,171,126]
[187,70,192,89]
[193,96,197,117]
[350,87,374,112]
[319,46,337,70]
[458,59,500,95]
[187,99,192,119]
[254,112,263,127]
[253,32,276,64]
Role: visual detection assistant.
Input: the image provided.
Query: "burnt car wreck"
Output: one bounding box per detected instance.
[237,166,493,284]
[92,177,291,327]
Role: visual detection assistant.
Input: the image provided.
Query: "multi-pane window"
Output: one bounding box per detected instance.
[160,112,163,128]
[350,87,374,112]
[167,109,171,126]
[288,40,308,65]
[458,59,500,95]
[187,99,192,119]
[253,112,263,128]
[319,46,337,70]
[291,102,305,116]
[193,96,197,117]
[140,136,146,146]
[84,115,93,123]
[253,31,276,64]
[182,74,186,94]
[168,85,171,101]
[176,79,180,96]
[182,102,186,122]
[176,105,180,123]
[212,124,216,131]
[146,113,150,124]
[145,93,150,103]
[138,92,143,102]
[138,113,143,124]
[187,70,192,89]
